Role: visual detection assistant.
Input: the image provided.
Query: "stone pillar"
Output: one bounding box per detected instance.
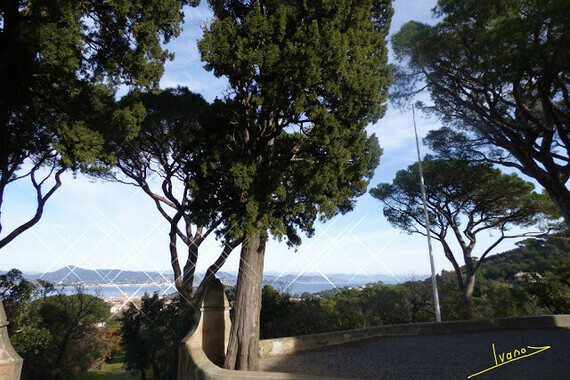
[0,300,23,380]
[194,278,231,367]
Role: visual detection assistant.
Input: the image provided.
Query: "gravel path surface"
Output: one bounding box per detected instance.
[260,329,570,379]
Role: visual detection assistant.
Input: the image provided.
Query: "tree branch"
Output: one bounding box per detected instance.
[190,238,243,306]
[0,166,65,250]
[169,211,185,295]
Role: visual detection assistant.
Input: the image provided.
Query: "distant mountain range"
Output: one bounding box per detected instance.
[264,272,403,285]
[22,266,173,285]
[14,266,403,286]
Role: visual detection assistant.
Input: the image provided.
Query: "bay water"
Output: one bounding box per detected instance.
[62,282,367,298]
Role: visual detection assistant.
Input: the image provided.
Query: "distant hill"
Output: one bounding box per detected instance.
[263,272,404,285]
[478,237,570,281]
[16,266,403,286]
[24,266,173,285]
[323,273,404,284]
[17,237,567,288]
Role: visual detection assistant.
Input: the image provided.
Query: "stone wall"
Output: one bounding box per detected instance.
[178,278,335,380]
[259,314,570,357]
[0,300,23,380]
[178,277,570,379]
[193,278,232,367]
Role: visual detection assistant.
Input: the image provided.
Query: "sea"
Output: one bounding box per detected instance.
[62,282,368,298]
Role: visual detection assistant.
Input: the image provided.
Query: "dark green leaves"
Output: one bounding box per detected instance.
[199,0,392,244]
[371,158,554,235]
[391,0,570,226]
[0,0,193,249]
[1,0,191,170]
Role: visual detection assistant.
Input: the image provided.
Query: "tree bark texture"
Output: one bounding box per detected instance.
[534,172,570,228]
[463,274,477,320]
[511,147,570,227]
[223,227,266,371]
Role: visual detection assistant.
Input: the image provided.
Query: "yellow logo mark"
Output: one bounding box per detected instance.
[467,343,551,378]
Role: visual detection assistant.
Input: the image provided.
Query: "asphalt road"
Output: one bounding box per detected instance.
[260,329,570,379]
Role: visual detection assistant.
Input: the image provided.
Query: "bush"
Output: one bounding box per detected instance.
[2,269,115,379]
[121,293,195,380]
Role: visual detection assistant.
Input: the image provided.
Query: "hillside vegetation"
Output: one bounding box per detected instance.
[478,238,570,281]
[256,237,570,339]
[2,237,568,378]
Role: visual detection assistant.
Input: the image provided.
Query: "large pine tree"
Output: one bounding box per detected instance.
[371,159,555,318]
[392,0,570,226]
[0,0,194,249]
[199,0,393,370]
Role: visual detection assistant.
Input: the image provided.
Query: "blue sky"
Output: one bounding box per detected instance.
[0,0,528,280]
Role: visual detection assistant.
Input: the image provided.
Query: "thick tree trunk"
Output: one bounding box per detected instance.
[539,178,570,228]
[178,243,199,306]
[223,227,266,371]
[177,282,193,308]
[463,274,477,319]
[183,243,199,288]
[512,147,570,227]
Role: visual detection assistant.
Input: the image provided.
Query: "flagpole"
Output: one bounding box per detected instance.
[412,105,442,322]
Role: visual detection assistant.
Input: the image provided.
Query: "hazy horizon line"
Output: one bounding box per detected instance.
[1,265,429,278]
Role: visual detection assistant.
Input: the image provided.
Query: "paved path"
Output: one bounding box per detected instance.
[260,329,570,379]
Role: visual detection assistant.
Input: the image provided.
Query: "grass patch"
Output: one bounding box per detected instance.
[100,352,126,372]
[76,351,147,380]
[76,372,140,380]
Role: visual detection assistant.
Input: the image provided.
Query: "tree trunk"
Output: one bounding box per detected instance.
[512,147,570,227]
[179,243,199,306]
[190,242,238,306]
[463,274,477,319]
[223,226,266,371]
[151,358,159,380]
[538,176,570,227]
[178,284,193,308]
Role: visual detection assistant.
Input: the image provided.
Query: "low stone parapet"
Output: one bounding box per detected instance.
[178,324,339,380]
[178,278,338,380]
[259,314,570,357]
[177,277,569,379]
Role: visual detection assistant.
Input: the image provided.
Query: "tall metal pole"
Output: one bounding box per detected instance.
[412,105,442,322]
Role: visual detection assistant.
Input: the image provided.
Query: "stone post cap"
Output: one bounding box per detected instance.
[200,278,231,311]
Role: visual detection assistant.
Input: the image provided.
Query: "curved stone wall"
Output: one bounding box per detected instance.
[178,278,335,380]
[178,277,570,379]
[259,315,570,357]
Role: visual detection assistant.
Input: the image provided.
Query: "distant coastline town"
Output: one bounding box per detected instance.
[6,266,398,314]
